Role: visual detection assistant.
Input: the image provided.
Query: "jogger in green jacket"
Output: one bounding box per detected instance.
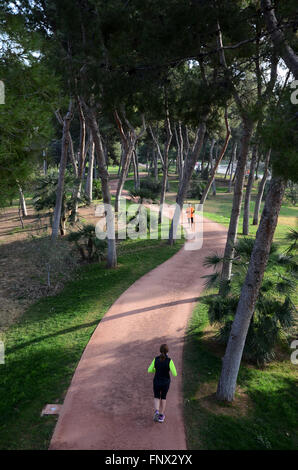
[148,344,177,423]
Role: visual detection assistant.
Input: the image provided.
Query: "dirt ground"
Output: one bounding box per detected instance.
[0,204,98,332]
[0,173,148,331]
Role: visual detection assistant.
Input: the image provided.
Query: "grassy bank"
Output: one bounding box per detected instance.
[183,298,298,450]
[0,236,184,449]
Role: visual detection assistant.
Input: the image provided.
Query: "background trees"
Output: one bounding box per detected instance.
[1,0,297,406]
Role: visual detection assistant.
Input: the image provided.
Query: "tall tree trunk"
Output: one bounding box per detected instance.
[118,143,125,177]
[200,109,231,205]
[18,184,27,217]
[159,110,173,223]
[228,141,237,192]
[60,198,67,236]
[55,109,78,178]
[85,105,117,268]
[243,144,258,235]
[52,100,73,241]
[43,150,47,176]
[169,118,207,244]
[224,153,233,179]
[206,138,215,174]
[86,137,95,203]
[216,175,287,402]
[149,124,164,181]
[152,148,158,182]
[132,149,140,190]
[219,119,254,291]
[200,153,205,176]
[71,96,87,222]
[255,150,261,180]
[114,112,135,214]
[253,149,271,225]
[174,122,184,182]
[115,142,135,213]
[114,111,145,213]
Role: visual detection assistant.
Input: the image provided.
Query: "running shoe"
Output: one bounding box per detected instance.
[153,410,159,422]
[158,414,165,423]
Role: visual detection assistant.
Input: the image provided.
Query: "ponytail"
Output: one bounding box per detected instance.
[159,343,169,362]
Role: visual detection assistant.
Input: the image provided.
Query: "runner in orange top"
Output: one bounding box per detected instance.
[186,204,195,227]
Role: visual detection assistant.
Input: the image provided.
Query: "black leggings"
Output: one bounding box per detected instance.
[153,380,170,400]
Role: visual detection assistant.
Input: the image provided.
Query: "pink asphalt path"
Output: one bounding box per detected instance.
[49,212,227,450]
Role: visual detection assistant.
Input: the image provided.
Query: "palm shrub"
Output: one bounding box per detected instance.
[129,178,161,202]
[284,228,298,255]
[187,180,206,199]
[126,207,151,234]
[67,224,107,262]
[203,237,297,366]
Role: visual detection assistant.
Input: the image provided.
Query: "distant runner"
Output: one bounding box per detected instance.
[186,204,195,228]
[148,344,177,423]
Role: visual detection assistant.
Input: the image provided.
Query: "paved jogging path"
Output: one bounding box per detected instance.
[49,195,227,450]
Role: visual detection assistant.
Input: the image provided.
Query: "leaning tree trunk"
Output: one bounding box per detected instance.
[219,119,254,292]
[52,100,73,241]
[243,144,258,235]
[253,148,271,225]
[86,105,117,268]
[169,118,207,244]
[261,0,298,80]
[200,109,231,205]
[216,175,287,402]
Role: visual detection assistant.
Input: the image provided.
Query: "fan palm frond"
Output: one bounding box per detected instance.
[284,228,298,255]
[201,272,220,289]
[203,253,223,269]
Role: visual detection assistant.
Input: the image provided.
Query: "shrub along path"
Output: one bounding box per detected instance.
[49,184,228,450]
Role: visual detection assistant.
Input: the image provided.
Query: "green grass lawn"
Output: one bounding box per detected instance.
[0,235,184,450]
[202,191,297,249]
[183,298,298,450]
[167,175,297,247]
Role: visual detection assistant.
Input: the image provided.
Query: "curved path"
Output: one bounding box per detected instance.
[49,188,228,450]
